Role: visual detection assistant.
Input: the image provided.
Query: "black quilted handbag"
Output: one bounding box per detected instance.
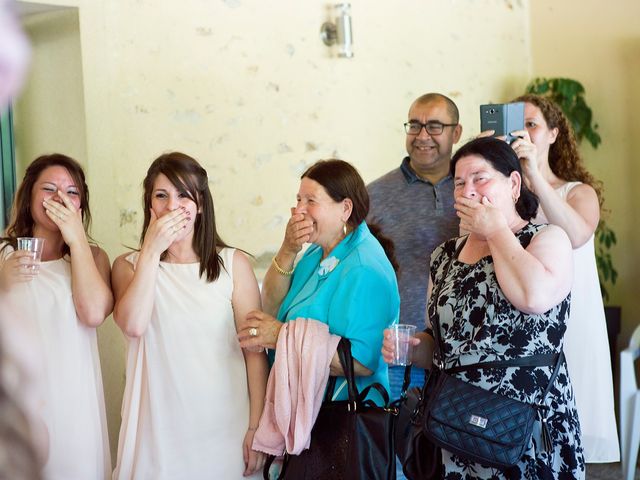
[422,355,562,469]
[421,235,564,470]
[264,337,396,480]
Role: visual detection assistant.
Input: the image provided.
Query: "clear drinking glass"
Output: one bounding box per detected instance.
[390,324,417,366]
[17,237,45,270]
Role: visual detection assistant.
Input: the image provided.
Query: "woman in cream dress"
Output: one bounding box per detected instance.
[111,152,267,480]
[0,154,113,479]
[510,94,619,463]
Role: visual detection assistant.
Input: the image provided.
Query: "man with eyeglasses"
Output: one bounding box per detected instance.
[368,93,462,402]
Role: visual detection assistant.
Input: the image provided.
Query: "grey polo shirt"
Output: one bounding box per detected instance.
[367,157,459,329]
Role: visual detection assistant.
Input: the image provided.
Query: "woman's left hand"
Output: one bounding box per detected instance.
[455,196,508,239]
[43,191,85,248]
[242,429,266,476]
[238,310,283,350]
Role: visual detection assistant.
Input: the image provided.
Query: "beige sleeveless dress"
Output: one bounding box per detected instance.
[534,182,619,462]
[0,244,111,479]
[112,248,260,480]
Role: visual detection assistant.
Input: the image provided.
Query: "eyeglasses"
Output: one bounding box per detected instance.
[403,121,458,136]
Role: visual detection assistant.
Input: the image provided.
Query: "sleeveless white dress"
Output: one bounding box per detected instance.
[534,182,619,462]
[112,248,260,480]
[0,244,111,480]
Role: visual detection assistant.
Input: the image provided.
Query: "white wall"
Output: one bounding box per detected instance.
[17,0,533,462]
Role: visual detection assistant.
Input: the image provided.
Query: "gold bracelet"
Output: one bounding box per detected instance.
[272,256,294,276]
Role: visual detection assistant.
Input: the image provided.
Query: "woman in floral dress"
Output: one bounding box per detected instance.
[384,137,585,479]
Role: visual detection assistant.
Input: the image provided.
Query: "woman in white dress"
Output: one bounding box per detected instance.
[0,154,113,479]
[111,152,268,480]
[509,94,619,463]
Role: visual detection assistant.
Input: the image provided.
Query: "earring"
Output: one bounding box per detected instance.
[343,222,347,236]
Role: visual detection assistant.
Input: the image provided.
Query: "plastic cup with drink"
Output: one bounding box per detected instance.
[17,237,45,271]
[390,323,417,366]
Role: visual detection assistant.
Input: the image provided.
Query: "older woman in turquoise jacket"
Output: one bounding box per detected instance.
[238,159,400,403]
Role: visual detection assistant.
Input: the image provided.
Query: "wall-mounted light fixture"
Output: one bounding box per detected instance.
[320,3,353,58]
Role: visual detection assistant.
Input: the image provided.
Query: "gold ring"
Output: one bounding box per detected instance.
[249,327,258,337]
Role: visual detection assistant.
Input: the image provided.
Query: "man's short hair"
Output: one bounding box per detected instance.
[412,93,459,124]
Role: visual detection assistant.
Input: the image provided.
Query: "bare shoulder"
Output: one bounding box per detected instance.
[566,182,598,204]
[567,181,596,195]
[90,245,109,262]
[232,248,252,267]
[112,251,135,271]
[230,249,260,311]
[232,249,257,280]
[111,251,136,294]
[529,224,571,252]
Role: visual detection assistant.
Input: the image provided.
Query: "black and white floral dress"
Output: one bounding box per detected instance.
[427,223,585,480]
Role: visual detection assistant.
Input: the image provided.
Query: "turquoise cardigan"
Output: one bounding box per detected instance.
[277,222,400,404]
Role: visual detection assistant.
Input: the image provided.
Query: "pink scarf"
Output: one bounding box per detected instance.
[252,318,340,456]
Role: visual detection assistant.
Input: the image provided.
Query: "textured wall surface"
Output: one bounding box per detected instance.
[16,0,532,463]
[70,0,530,265]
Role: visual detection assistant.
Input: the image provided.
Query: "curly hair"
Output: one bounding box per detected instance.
[514,94,603,209]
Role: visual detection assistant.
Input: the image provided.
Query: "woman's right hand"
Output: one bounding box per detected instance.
[0,250,41,288]
[237,310,284,351]
[381,328,421,365]
[281,208,314,255]
[510,130,540,181]
[140,208,190,256]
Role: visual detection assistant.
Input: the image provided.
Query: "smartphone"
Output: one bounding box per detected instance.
[480,102,525,144]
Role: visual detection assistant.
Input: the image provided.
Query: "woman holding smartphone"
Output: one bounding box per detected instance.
[509,94,619,463]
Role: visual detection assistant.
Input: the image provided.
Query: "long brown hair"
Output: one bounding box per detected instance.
[302,159,399,272]
[141,152,228,282]
[1,154,92,257]
[514,94,604,208]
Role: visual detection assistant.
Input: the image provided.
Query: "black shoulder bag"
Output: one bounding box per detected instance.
[393,364,442,480]
[264,337,396,480]
[422,237,564,469]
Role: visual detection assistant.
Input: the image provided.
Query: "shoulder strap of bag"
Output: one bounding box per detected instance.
[336,337,359,405]
[399,363,413,400]
[445,353,560,373]
[358,382,390,406]
[323,376,337,402]
[444,352,564,401]
[431,236,467,366]
[335,337,392,407]
[323,338,357,404]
